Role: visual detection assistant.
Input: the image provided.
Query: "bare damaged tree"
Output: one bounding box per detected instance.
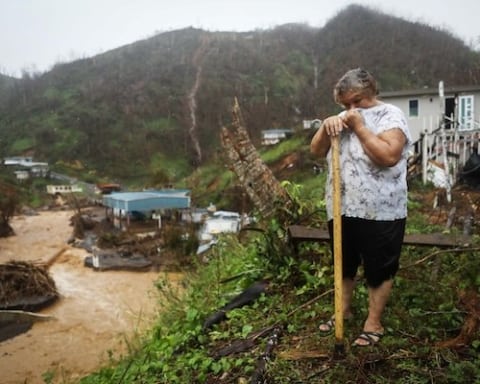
[220,98,293,220]
[0,177,19,237]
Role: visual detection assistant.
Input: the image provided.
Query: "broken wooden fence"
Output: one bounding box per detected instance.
[418,121,480,185]
[287,225,472,253]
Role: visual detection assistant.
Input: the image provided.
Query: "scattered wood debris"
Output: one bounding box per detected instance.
[0,261,58,311]
[436,289,480,349]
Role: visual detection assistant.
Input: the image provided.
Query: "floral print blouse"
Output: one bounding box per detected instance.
[325,103,412,221]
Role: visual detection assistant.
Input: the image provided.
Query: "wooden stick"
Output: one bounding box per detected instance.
[331,135,344,353]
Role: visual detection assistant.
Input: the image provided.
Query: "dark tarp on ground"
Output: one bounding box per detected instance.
[460,151,480,187]
[1,295,58,311]
[0,318,33,342]
[0,261,58,342]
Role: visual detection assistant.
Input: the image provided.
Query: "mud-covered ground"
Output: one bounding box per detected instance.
[409,182,480,232]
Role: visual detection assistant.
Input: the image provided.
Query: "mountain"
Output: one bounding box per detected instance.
[1,4,479,183]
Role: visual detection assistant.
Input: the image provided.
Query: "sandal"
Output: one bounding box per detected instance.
[352,330,384,347]
[319,317,335,333]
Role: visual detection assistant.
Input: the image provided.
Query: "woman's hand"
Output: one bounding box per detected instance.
[342,109,364,131]
[321,115,347,136]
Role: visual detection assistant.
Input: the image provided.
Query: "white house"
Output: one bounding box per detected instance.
[381,84,480,190]
[3,156,33,165]
[13,170,30,181]
[3,156,49,177]
[46,185,83,195]
[261,128,293,146]
[380,84,480,143]
[302,119,322,130]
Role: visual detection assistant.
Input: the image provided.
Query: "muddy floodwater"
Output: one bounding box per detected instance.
[0,209,181,384]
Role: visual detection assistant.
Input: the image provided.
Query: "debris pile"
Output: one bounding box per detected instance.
[69,208,188,271]
[0,261,58,311]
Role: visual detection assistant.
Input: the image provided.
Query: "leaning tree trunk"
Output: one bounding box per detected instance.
[220,98,293,220]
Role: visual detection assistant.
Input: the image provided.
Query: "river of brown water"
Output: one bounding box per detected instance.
[0,209,180,384]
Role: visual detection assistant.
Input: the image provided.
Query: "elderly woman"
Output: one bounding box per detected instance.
[310,68,411,346]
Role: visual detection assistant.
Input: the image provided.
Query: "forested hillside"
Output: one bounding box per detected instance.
[1,4,479,182]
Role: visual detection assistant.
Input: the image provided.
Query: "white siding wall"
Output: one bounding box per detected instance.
[381,94,443,142]
[381,88,480,145]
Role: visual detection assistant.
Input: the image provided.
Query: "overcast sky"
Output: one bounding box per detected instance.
[1,0,479,77]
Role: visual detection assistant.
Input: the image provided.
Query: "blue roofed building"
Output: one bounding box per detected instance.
[102,189,191,229]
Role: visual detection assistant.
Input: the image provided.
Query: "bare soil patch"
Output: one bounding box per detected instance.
[409,183,480,232]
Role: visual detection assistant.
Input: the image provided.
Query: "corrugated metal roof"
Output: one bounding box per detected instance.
[102,190,190,212]
[380,85,480,98]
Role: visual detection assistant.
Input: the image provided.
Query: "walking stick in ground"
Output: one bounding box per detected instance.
[331,135,345,355]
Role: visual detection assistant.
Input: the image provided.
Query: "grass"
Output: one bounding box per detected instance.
[26,136,478,383]
[76,177,480,384]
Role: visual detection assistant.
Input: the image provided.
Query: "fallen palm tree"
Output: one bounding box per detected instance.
[220,98,294,219]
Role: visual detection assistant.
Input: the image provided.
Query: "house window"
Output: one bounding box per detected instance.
[409,99,419,117]
[459,95,474,131]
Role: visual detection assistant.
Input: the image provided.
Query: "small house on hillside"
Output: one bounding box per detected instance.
[380,84,480,143]
[3,156,49,178]
[3,156,33,165]
[13,170,30,181]
[46,185,83,195]
[95,183,122,195]
[302,119,322,130]
[381,84,480,189]
[261,128,293,146]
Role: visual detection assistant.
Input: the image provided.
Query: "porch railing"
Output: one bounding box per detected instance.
[416,116,480,199]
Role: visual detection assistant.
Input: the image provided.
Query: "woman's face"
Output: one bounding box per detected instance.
[337,90,378,110]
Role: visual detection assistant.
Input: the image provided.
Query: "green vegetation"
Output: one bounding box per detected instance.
[11,137,35,153]
[1,5,479,183]
[76,176,479,383]
[72,139,478,383]
[260,136,305,164]
[147,152,192,188]
[1,5,479,381]
[2,130,478,382]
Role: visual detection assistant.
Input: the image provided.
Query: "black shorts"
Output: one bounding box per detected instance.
[327,216,406,288]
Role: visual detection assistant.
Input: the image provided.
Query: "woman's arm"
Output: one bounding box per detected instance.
[310,115,345,158]
[344,109,406,167]
[354,126,406,167]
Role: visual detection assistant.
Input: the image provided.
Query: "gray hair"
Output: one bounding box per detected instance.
[334,68,378,103]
